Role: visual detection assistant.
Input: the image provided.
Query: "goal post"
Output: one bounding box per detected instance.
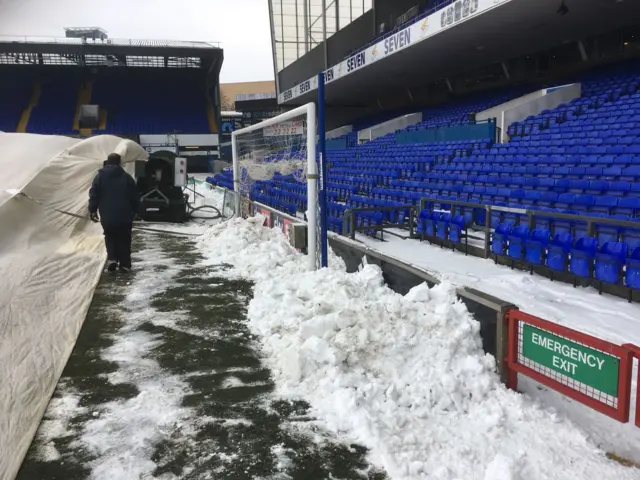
[231,102,321,271]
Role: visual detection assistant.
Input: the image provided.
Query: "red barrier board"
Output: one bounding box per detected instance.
[622,344,640,428]
[506,309,633,423]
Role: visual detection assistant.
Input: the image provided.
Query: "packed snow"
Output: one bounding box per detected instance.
[352,232,640,462]
[197,216,640,480]
[355,233,640,347]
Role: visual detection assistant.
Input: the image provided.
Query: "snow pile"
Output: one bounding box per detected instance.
[198,218,639,480]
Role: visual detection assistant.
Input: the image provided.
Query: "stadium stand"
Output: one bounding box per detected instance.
[27,72,81,135]
[0,68,213,135]
[0,69,35,133]
[208,59,640,295]
[0,31,221,139]
[92,69,211,135]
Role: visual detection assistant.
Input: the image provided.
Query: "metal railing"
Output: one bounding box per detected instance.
[341,205,415,241]
[418,196,640,258]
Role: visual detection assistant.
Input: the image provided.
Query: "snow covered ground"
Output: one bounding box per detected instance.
[21,220,384,479]
[22,234,195,479]
[197,216,640,479]
[355,233,640,347]
[349,231,640,462]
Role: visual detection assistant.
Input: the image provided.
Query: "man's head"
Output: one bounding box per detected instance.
[106,153,122,166]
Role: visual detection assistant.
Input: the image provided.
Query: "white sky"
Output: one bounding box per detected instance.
[0,0,274,83]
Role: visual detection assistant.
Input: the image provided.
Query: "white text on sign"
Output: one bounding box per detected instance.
[531,332,606,375]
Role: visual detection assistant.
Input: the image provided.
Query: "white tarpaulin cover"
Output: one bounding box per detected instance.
[0,133,148,480]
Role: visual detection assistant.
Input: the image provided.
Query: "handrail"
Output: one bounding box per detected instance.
[418,195,640,258]
[342,204,415,240]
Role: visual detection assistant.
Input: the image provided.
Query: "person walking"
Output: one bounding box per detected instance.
[88,153,140,272]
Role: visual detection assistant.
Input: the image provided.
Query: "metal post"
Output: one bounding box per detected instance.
[304,0,310,53]
[350,213,356,240]
[231,132,241,215]
[409,207,415,238]
[267,0,281,91]
[497,306,518,386]
[318,72,329,268]
[322,0,328,69]
[484,205,491,258]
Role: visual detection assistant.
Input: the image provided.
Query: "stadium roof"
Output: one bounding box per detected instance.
[279,0,640,106]
[0,35,222,69]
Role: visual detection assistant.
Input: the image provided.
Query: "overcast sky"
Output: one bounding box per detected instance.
[0,0,274,83]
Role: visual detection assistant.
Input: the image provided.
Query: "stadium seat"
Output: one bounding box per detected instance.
[525,229,551,267]
[416,209,430,235]
[594,242,628,287]
[507,225,530,261]
[570,237,598,280]
[449,215,466,245]
[424,211,441,238]
[492,223,513,257]
[546,233,573,274]
[436,212,452,241]
[625,248,640,291]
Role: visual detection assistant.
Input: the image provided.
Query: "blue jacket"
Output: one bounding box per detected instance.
[88,165,140,225]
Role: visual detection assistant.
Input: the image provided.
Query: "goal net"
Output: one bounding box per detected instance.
[232,103,321,270]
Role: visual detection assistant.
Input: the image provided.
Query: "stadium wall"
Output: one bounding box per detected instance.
[277,10,375,93]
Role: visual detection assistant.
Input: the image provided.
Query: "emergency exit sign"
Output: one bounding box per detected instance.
[521,324,620,397]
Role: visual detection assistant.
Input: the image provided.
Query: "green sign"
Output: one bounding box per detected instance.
[521,324,619,397]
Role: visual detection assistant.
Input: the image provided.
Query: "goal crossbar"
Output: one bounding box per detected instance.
[231,102,317,271]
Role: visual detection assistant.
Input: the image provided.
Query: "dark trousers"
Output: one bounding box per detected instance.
[103,223,133,268]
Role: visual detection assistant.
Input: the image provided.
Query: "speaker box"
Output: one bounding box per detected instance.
[79,105,100,129]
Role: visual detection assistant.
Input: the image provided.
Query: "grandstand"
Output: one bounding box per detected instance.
[0,32,223,166]
[207,0,640,299]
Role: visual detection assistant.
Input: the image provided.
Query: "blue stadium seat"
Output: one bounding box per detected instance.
[492,223,514,256]
[436,212,452,241]
[416,209,430,235]
[507,225,530,260]
[425,211,441,238]
[449,215,466,244]
[570,237,598,279]
[621,226,640,254]
[592,196,618,215]
[615,197,640,217]
[626,248,640,290]
[547,233,573,274]
[525,229,551,266]
[595,242,628,286]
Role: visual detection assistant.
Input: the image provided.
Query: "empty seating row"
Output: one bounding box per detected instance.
[490,224,640,290]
